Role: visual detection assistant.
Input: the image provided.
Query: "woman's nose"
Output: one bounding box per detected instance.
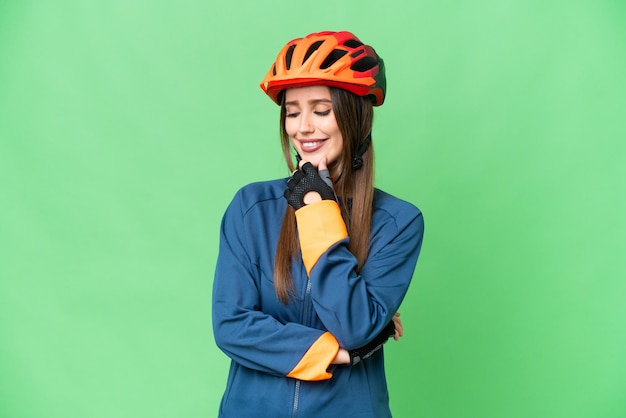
[298,112,315,133]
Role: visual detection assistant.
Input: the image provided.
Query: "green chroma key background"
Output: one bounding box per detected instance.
[1,1,625,417]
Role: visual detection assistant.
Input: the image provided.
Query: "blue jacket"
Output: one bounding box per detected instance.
[212,179,424,417]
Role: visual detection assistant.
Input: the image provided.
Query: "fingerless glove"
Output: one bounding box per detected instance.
[284,162,335,210]
[348,321,396,366]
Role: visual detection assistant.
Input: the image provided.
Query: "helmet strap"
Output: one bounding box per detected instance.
[352,133,371,170]
[352,99,371,170]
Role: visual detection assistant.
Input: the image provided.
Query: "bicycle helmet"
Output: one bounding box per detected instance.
[260,31,386,106]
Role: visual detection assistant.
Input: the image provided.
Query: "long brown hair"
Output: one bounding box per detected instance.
[274,87,375,303]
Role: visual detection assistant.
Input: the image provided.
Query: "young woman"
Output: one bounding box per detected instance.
[212,31,424,417]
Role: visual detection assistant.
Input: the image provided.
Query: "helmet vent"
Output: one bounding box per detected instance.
[303,41,324,63]
[351,56,378,72]
[285,45,296,70]
[272,65,276,76]
[343,39,363,49]
[320,49,348,69]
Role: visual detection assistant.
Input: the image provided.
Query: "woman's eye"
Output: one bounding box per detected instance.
[315,110,331,116]
[286,112,300,118]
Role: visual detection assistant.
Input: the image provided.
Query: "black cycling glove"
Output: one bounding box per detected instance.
[348,321,396,366]
[284,162,335,210]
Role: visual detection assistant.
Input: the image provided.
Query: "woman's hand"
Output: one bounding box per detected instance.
[392,312,404,341]
[284,158,335,209]
[332,348,350,365]
[333,314,404,366]
[301,157,331,204]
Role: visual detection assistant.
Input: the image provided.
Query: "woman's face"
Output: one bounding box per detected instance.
[284,85,343,168]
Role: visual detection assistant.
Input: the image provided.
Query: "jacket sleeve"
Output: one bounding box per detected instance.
[295,200,348,276]
[212,192,339,381]
[295,198,424,349]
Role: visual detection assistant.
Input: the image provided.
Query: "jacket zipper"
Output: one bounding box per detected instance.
[292,277,313,418]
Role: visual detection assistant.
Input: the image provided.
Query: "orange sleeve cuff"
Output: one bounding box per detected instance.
[295,200,348,276]
[287,332,339,381]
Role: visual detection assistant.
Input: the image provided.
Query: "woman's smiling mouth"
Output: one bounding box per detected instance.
[299,139,327,152]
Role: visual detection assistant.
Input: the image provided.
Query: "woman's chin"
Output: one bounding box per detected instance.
[299,156,322,168]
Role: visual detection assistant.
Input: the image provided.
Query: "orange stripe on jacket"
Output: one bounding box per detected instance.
[294,200,348,276]
[287,332,339,381]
